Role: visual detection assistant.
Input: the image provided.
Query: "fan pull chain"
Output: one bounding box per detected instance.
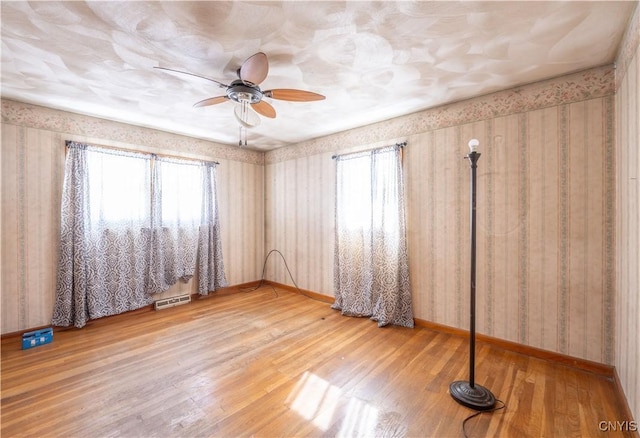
[238,126,247,147]
[237,99,250,147]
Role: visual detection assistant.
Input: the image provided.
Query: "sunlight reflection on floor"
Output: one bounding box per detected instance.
[339,397,380,437]
[286,371,389,437]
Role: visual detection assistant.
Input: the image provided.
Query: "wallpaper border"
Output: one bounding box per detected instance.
[615,1,640,89]
[1,99,264,166]
[265,65,616,164]
[1,62,619,167]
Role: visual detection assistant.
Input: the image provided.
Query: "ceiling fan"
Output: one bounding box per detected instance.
[155,52,325,145]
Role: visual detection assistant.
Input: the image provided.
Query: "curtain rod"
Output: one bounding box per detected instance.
[65,140,220,165]
[332,141,407,160]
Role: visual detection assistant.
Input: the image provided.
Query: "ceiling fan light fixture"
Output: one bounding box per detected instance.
[234,102,261,128]
[226,80,263,104]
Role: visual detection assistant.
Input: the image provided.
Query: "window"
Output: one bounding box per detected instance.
[333,144,414,328]
[52,142,227,328]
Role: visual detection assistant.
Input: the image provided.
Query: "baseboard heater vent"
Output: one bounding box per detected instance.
[154,294,191,310]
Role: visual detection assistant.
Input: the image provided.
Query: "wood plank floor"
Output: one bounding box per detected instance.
[1,287,633,437]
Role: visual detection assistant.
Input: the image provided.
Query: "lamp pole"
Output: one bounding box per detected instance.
[449,139,496,411]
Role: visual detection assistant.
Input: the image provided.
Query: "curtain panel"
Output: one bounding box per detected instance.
[198,162,228,294]
[52,142,227,328]
[333,145,414,328]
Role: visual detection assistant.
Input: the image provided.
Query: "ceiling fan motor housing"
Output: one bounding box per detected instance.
[227,80,263,103]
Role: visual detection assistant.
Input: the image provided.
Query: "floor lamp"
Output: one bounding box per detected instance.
[449,139,496,411]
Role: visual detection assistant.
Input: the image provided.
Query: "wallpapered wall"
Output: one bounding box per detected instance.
[264,64,617,366]
[1,102,265,334]
[615,2,640,423]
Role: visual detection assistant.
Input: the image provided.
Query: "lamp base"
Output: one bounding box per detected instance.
[449,381,496,411]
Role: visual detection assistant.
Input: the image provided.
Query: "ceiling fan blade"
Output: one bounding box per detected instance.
[154,66,228,89]
[239,52,269,85]
[251,100,276,118]
[263,89,325,102]
[193,96,229,108]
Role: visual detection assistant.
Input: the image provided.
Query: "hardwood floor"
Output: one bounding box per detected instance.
[1,287,634,437]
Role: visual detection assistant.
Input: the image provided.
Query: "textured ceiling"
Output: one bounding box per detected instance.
[1,1,636,151]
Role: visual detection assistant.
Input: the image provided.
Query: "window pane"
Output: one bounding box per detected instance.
[157,159,203,226]
[372,150,400,236]
[336,148,399,234]
[337,156,372,231]
[86,149,150,227]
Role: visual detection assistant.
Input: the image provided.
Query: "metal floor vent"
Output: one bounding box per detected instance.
[154,294,191,310]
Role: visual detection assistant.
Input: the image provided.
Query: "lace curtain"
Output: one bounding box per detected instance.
[52,143,227,328]
[148,157,202,294]
[332,145,414,328]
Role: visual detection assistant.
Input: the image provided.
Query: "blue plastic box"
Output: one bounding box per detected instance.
[22,328,53,350]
